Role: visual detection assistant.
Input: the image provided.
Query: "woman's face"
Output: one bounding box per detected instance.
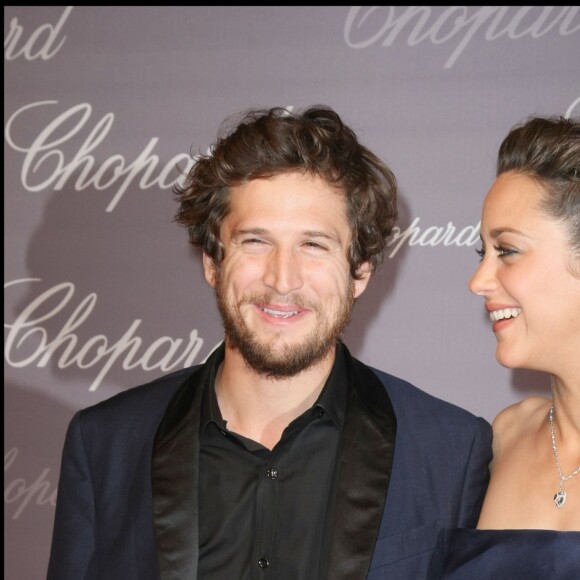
[469,171,580,376]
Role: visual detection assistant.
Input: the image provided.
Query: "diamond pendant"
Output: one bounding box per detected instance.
[554,490,567,508]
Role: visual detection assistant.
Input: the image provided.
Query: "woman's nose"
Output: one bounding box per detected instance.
[468,259,496,296]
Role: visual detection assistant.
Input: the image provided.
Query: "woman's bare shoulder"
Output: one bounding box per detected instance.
[492,396,551,438]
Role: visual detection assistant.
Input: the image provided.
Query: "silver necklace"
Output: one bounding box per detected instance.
[548,404,580,508]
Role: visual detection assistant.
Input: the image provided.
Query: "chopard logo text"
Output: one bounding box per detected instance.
[4,100,194,212]
[4,447,57,520]
[344,6,580,68]
[4,6,73,61]
[4,278,207,391]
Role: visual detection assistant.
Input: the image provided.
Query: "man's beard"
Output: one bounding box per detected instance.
[214,271,355,379]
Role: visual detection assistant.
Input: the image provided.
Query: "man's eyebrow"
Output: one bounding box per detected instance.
[234,227,268,236]
[303,230,337,240]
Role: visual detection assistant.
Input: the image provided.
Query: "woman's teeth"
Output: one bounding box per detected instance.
[489,308,521,322]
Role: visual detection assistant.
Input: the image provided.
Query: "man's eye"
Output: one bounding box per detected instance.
[304,241,328,251]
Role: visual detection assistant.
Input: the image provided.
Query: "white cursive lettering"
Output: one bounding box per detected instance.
[4,101,194,211]
[387,217,480,258]
[344,6,580,68]
[4,278,209,391]
[566,97,580,118]
[4,6,73,61]
[4,447,57,520]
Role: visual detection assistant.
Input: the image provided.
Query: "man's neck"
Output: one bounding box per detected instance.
[214,344,336,450]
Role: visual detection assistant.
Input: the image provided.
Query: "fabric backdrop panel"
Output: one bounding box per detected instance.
[4,6,579,579]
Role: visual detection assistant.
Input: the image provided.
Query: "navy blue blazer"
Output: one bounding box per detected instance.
[47,344,492,580]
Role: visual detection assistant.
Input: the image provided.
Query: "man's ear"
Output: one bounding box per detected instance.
[202,252,218,288]
[353,261,372,298]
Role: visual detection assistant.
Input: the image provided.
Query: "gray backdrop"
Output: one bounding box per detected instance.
[4,6,579,579]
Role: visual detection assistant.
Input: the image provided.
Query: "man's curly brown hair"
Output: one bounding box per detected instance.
[174,105,398,279]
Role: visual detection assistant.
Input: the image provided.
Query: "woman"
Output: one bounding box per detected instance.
[436,115,580,578]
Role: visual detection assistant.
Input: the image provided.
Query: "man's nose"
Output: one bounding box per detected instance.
[263,247,304,295]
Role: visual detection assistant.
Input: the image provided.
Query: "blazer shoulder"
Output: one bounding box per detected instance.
[369,366,490,431]
[76,365,201,430]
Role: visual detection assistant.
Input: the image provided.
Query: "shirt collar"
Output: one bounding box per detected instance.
[200,341,348,431]
[314,341,347,428]
[200,343,226,432]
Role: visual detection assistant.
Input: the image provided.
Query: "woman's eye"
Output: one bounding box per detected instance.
[475,247,485,261]
[494,245,518,258]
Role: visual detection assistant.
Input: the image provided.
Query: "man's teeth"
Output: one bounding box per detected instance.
[489,308,522,322]
[262,307,299,319]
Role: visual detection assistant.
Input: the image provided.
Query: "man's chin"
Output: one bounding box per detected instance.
[251,343,335,377]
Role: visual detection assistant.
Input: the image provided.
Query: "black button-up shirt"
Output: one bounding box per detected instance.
[197,345,349,579]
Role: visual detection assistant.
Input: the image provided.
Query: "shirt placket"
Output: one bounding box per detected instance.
[253,447,281,579]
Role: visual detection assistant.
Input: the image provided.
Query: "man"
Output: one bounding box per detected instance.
[47,105,492,580]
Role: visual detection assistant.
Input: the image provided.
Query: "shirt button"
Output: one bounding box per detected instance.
[266,468,279,480]
[258,557,269,569]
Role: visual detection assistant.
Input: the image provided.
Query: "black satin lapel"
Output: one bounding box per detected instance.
[151,362,211,580]
[325,353,397,580]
